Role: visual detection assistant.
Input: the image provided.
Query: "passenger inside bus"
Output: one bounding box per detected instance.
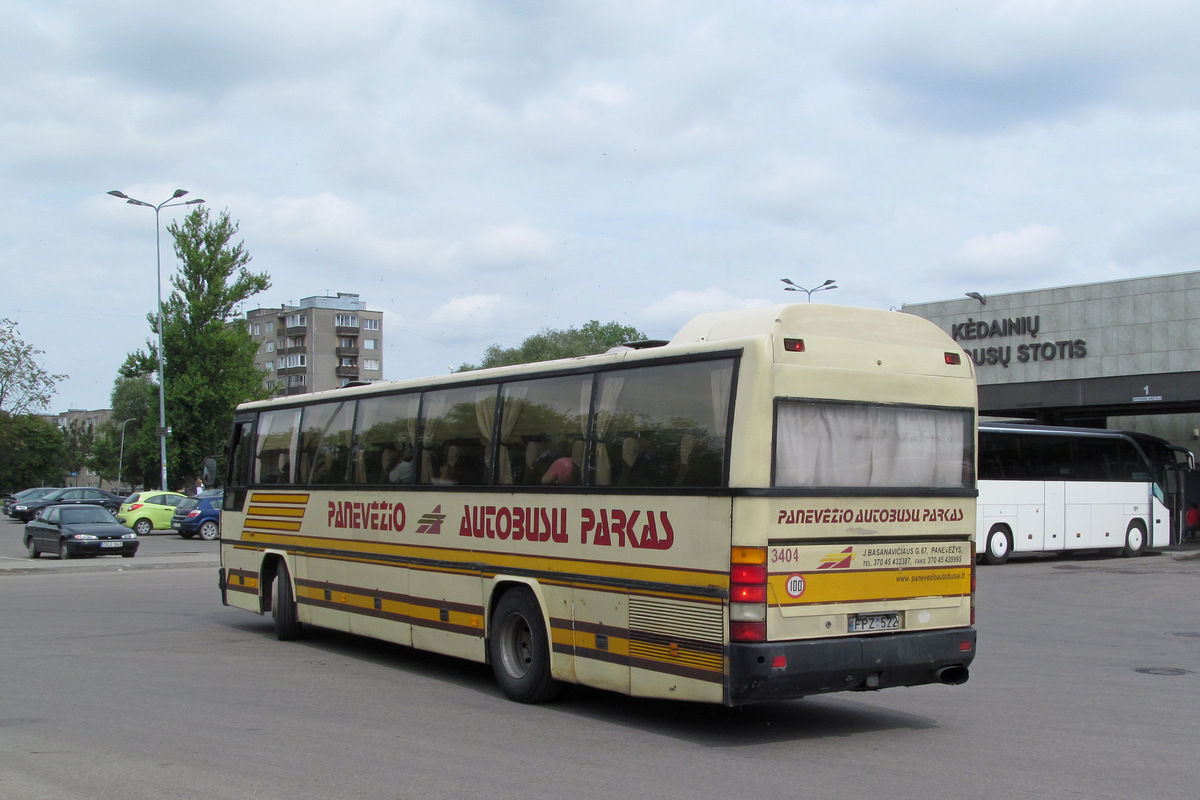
[542,440,583,485]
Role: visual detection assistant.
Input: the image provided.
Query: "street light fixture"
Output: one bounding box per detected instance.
[781,277,838,302]
[117,417,136,490]
[107,189,205,491]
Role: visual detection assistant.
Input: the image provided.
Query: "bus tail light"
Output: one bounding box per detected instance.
[783,338,805,353]
[730,547,767,643]
[945,351,962,365]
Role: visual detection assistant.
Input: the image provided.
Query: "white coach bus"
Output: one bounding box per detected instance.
[976,422,1192,564]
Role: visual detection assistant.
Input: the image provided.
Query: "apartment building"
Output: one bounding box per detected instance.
[43,408,114,488]
[246,293,384,397]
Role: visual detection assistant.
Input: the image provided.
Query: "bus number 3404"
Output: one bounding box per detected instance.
[771,548,802,564]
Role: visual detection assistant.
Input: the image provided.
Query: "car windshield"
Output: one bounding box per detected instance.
[61,507,116,524]
[178,498,199,511]
[42,489,70,501]
[125,494,141,504]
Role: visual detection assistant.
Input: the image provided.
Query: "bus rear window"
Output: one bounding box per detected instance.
[774,400,972,489]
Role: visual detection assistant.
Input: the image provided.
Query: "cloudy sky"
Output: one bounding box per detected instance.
[4,1,1200,412]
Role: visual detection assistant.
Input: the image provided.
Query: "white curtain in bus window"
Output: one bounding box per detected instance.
[775,401,968,488]
[255,408,301,484]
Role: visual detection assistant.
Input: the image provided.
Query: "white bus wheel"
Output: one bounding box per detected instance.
[1122,522,1146,558]
[982,525,1012,565]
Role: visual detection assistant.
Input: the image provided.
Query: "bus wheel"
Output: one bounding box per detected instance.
[1122,521,1147,558]
[982,525,1012,565]
[488,588,562,704]
[271,562,303,641]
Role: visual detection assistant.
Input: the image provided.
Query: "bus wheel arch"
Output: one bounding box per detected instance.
[486,582,562,704]
[1122,520,1147,558]
[982,524,1013,565]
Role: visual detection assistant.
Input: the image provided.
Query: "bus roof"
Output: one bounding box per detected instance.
[670,303,956,348]
[238,302,966,412]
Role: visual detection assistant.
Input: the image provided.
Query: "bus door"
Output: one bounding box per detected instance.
[1045,481,1068,550]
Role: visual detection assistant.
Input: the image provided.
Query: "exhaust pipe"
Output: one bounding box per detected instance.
[935,665,970,685]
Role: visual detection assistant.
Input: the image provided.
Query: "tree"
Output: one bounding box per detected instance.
[89,374,158,490]
[459,320,647,371]
[0,318,65,414]
[155,206,270,488]
[61,418,96,486]
[0,411,66,494]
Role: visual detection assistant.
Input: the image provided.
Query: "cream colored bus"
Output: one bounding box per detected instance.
[217,303,978,705]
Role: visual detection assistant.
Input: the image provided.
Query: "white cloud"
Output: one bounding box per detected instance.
[953,224,1064,269]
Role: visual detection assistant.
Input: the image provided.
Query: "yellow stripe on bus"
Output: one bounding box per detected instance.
[772,567,970,606]
[249,493,311,505]
[243,519,304,532]
[247,504,308,518]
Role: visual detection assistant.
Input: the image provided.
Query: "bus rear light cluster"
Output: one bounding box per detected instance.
[945,352,962,365]
[730,547,767,643]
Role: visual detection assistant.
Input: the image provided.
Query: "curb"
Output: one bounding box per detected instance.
[0,557,220,576]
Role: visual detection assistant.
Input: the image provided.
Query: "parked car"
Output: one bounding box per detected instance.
[171,490,222,540]
[24,504,139,559]
[9,487,125,522]
[3,487,59,517]
[118,491,188,535]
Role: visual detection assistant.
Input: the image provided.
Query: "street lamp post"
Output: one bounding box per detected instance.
[107,189,205,491]
[117,417,136,490]
[781,277,838,301]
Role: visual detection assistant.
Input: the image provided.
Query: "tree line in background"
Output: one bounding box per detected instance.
[1,205,647,496]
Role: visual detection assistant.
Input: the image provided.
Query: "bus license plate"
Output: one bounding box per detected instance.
[849,613,899,633]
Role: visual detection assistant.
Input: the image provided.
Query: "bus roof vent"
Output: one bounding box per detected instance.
[605,339,669,353]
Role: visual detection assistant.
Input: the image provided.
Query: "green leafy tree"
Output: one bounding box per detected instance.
[0,318,65,414]
[141,206,271,489]
[460,320,647,371]
[61,419,96,485]
[0,411,66,493]
[89,374,158,490]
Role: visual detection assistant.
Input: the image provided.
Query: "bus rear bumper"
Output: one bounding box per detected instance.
[726,627,976,705]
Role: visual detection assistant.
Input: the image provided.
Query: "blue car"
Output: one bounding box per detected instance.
[170,490,222,540]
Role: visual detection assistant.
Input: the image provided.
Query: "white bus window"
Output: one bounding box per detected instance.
[594,359,732,488]
[255,408,300,484]
[496,374,592,486]
[420,385,497,486]
[352,394,419,484]
[776,401,971,489]
[298,401,354,485]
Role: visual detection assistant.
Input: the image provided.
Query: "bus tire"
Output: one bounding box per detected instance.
[488,588,562,704]
[1122,521,1147,558]
[982,525,1012,565]
[271,561,303,641]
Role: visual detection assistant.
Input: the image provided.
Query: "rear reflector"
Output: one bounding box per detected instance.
[783,338,805,352]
